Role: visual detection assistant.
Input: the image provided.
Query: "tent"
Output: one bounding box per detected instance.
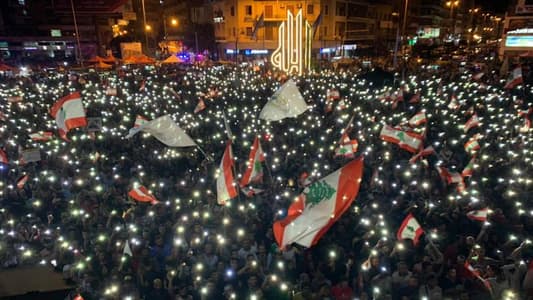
[123,55,155,65]
[92,61,113,69]
[86,55,106,63]
[161,55,184,64]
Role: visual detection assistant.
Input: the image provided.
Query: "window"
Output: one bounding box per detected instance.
[323,26,328,36]
[245,5,252,16]
[265,5,273,18]
[308,4,314,15]
[246,27,253,36]
[336,2,346,16]
[324,5,329,16]
[265,26,273,40]
[230,6,235,16]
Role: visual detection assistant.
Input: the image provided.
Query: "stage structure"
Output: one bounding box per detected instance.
[271,9,313,75]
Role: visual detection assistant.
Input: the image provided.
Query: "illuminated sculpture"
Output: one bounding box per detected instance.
[271,9,312,75]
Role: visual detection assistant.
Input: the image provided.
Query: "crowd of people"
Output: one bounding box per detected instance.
[0,56,532,300]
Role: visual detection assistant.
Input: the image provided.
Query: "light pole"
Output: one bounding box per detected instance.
[70,0,83,66]
[446,0,459,36]
[141,0,149,52]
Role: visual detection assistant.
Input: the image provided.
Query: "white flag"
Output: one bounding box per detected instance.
[125,115,196,147]
[259,79,308,121]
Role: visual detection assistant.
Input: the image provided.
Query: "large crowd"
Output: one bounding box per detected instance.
[0,55,532,300]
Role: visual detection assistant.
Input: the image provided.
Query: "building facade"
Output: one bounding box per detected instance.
[0,0,131,63]
[211,0,395,59]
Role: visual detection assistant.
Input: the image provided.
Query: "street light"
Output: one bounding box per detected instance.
[171,18,178,27]
[145,24,152,31]
[446,0,459,36]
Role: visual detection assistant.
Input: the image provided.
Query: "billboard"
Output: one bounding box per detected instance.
[505,35,533,48]
[418,27,440,39]
[120,42,142,58]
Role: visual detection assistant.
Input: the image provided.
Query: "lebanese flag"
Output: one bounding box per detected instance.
[0,149,7,165]
[139,79,146,92]
[380,125,423,153]
[127,115,149,137]
[504,66,523,89]
[337,99,347,111]
[448,94,460,110]
[397,213,424,246]
[128,185,158,205]
[241,186,264,197]
[29,132,53,141]
[408,111,427,127]
[409,92,421,103]
[327,89,340,100]
[17,174,29,189]
[240,137,265,187]
[50,92,87,140]
[462,157,476,177]
[466,208,489,222]
[335,133,358,158]
[464,114,480,133]
[464,136,480,155]
[194,98,206,114]
[273,157,364,248]
[464,261,492,292]
[391,89,404,109]
[106,87,117,96]
[217,141,238,205]
[408,146,434,164]
[133,115,149,128]
[448,171,466,192]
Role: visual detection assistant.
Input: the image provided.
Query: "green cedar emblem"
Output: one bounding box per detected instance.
[397,131,406,142]
[304,181,336,206]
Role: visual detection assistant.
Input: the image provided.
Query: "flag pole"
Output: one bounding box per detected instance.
[196,144,213,161]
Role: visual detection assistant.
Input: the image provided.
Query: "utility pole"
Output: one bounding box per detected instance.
[70,0,83,66]
[141,0,149,52]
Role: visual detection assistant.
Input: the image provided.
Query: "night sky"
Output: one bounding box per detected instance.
[478,0,512,13]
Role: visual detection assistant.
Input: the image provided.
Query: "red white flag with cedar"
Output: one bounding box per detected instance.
[397,213,424,246]
[504,66,523,89]
[380,125,423,153]
[29,132,53,141]
[462,156,476,177]
[448,94,460,110]
[409,92,420,103]
[464,261,493,293]
[466,208,489,222]
[133,115,149,128]
[240,136,265,187]
[273,157,363,248]
[217,141,238,205]
[128,185,158,205]
[17,175,29,189]
[464,135,481,155]
[408,146,434,164]
[50,92,87,140]
[335,133,358,158]
[194,98,206,114]
[327,89,340,100]
[464,114,480,133]
[408,111,427,127]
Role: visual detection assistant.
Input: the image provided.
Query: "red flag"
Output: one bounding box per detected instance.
[128,185,158,205]
[17,175,29,189]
